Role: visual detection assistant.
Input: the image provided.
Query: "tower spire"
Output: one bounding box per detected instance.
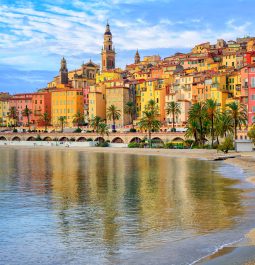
[101,21,116,71]
[134,49,140,64]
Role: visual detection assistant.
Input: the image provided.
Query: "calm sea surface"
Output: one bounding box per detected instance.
[0,147,255,265]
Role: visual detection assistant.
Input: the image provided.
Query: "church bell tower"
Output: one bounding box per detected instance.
[101,22,116,71]
[59,57,68,84]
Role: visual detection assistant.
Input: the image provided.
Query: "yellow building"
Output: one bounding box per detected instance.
[227,71,241,98]
[140,78,166,121]
[211,74,229,109]
[222,52,237,68]
[96,70,122,83]
[0,99,9,125]
[192,42,210,54]
[88,84,106,120]
[51,89,84,128]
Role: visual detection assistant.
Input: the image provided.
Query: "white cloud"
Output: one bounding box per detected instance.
[0,1,253,71]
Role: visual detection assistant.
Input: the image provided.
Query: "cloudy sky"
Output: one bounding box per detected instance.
[0,0,254,93]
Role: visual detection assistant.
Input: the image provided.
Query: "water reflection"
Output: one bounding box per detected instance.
[0,148,245,262]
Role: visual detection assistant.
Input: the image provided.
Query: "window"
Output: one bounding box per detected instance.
[251,77,255,88]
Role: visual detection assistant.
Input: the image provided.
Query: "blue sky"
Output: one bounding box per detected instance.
[0,0,254,93]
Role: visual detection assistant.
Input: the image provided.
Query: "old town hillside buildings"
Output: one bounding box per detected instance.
[1,23,255,130]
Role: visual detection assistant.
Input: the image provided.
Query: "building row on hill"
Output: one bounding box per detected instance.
[1,23,255,129]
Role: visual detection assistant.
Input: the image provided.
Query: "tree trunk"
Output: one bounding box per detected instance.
[234,120,237,140]
[27,114,30,131]
[113,118,115,132]
[149,129,152,148]
[172,111,175,129]
[211,116,214,148]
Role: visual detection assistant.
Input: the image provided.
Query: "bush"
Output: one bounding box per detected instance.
[96,142,109,147]
[73,128,82,133]
[217,137,234,153]
[165,142,174,149]
[13,128,18,133]
[185,139,194,148]
[128,142,140,148]
[171,128,176,132]
[70,137,76,142]
[139,142,148,148]
[86,138,93,141]
[130,128,136,132]
[35,135,42,141]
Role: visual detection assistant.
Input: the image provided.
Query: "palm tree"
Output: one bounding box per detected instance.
[138,110,161,148]
[98,122,109,138]
[166,101,181,130]
[205,99,218,148]
[58,116,66,133]
[89,116,103,133]
[185,120,199,145]
[106,105,121,132]
[187,102,208,146]
[124,101,136,129]
[226,102,247,140]
[8,106,18,129]
[73,111,84,129]
[22,105,32,130]
[145,99,159,114]
[215,111,233,140]
[40,112,51,132]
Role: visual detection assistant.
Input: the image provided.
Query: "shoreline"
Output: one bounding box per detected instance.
[1,145,255,264]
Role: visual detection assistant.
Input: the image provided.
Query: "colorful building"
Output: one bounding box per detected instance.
[51,89,84,128]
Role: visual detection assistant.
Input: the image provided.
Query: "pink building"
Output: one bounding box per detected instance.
[9,93,33,126]
[247,65,255,125]
[9,92,51,127]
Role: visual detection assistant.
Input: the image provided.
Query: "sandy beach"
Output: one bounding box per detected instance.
[1,145,255,264]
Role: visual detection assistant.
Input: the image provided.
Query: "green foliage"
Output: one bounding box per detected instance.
[247,126,255,144]
[164,142,184,149]
[86,138,93,141]
[73,128,82,133]
[96,142,109,147]
[165,142,174,149]
[217,137,234,153]
[13,128,18,133]
[128,142,140,148]
[130,128,136,132]
[89,116,103,133]
[70,137,76,142]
